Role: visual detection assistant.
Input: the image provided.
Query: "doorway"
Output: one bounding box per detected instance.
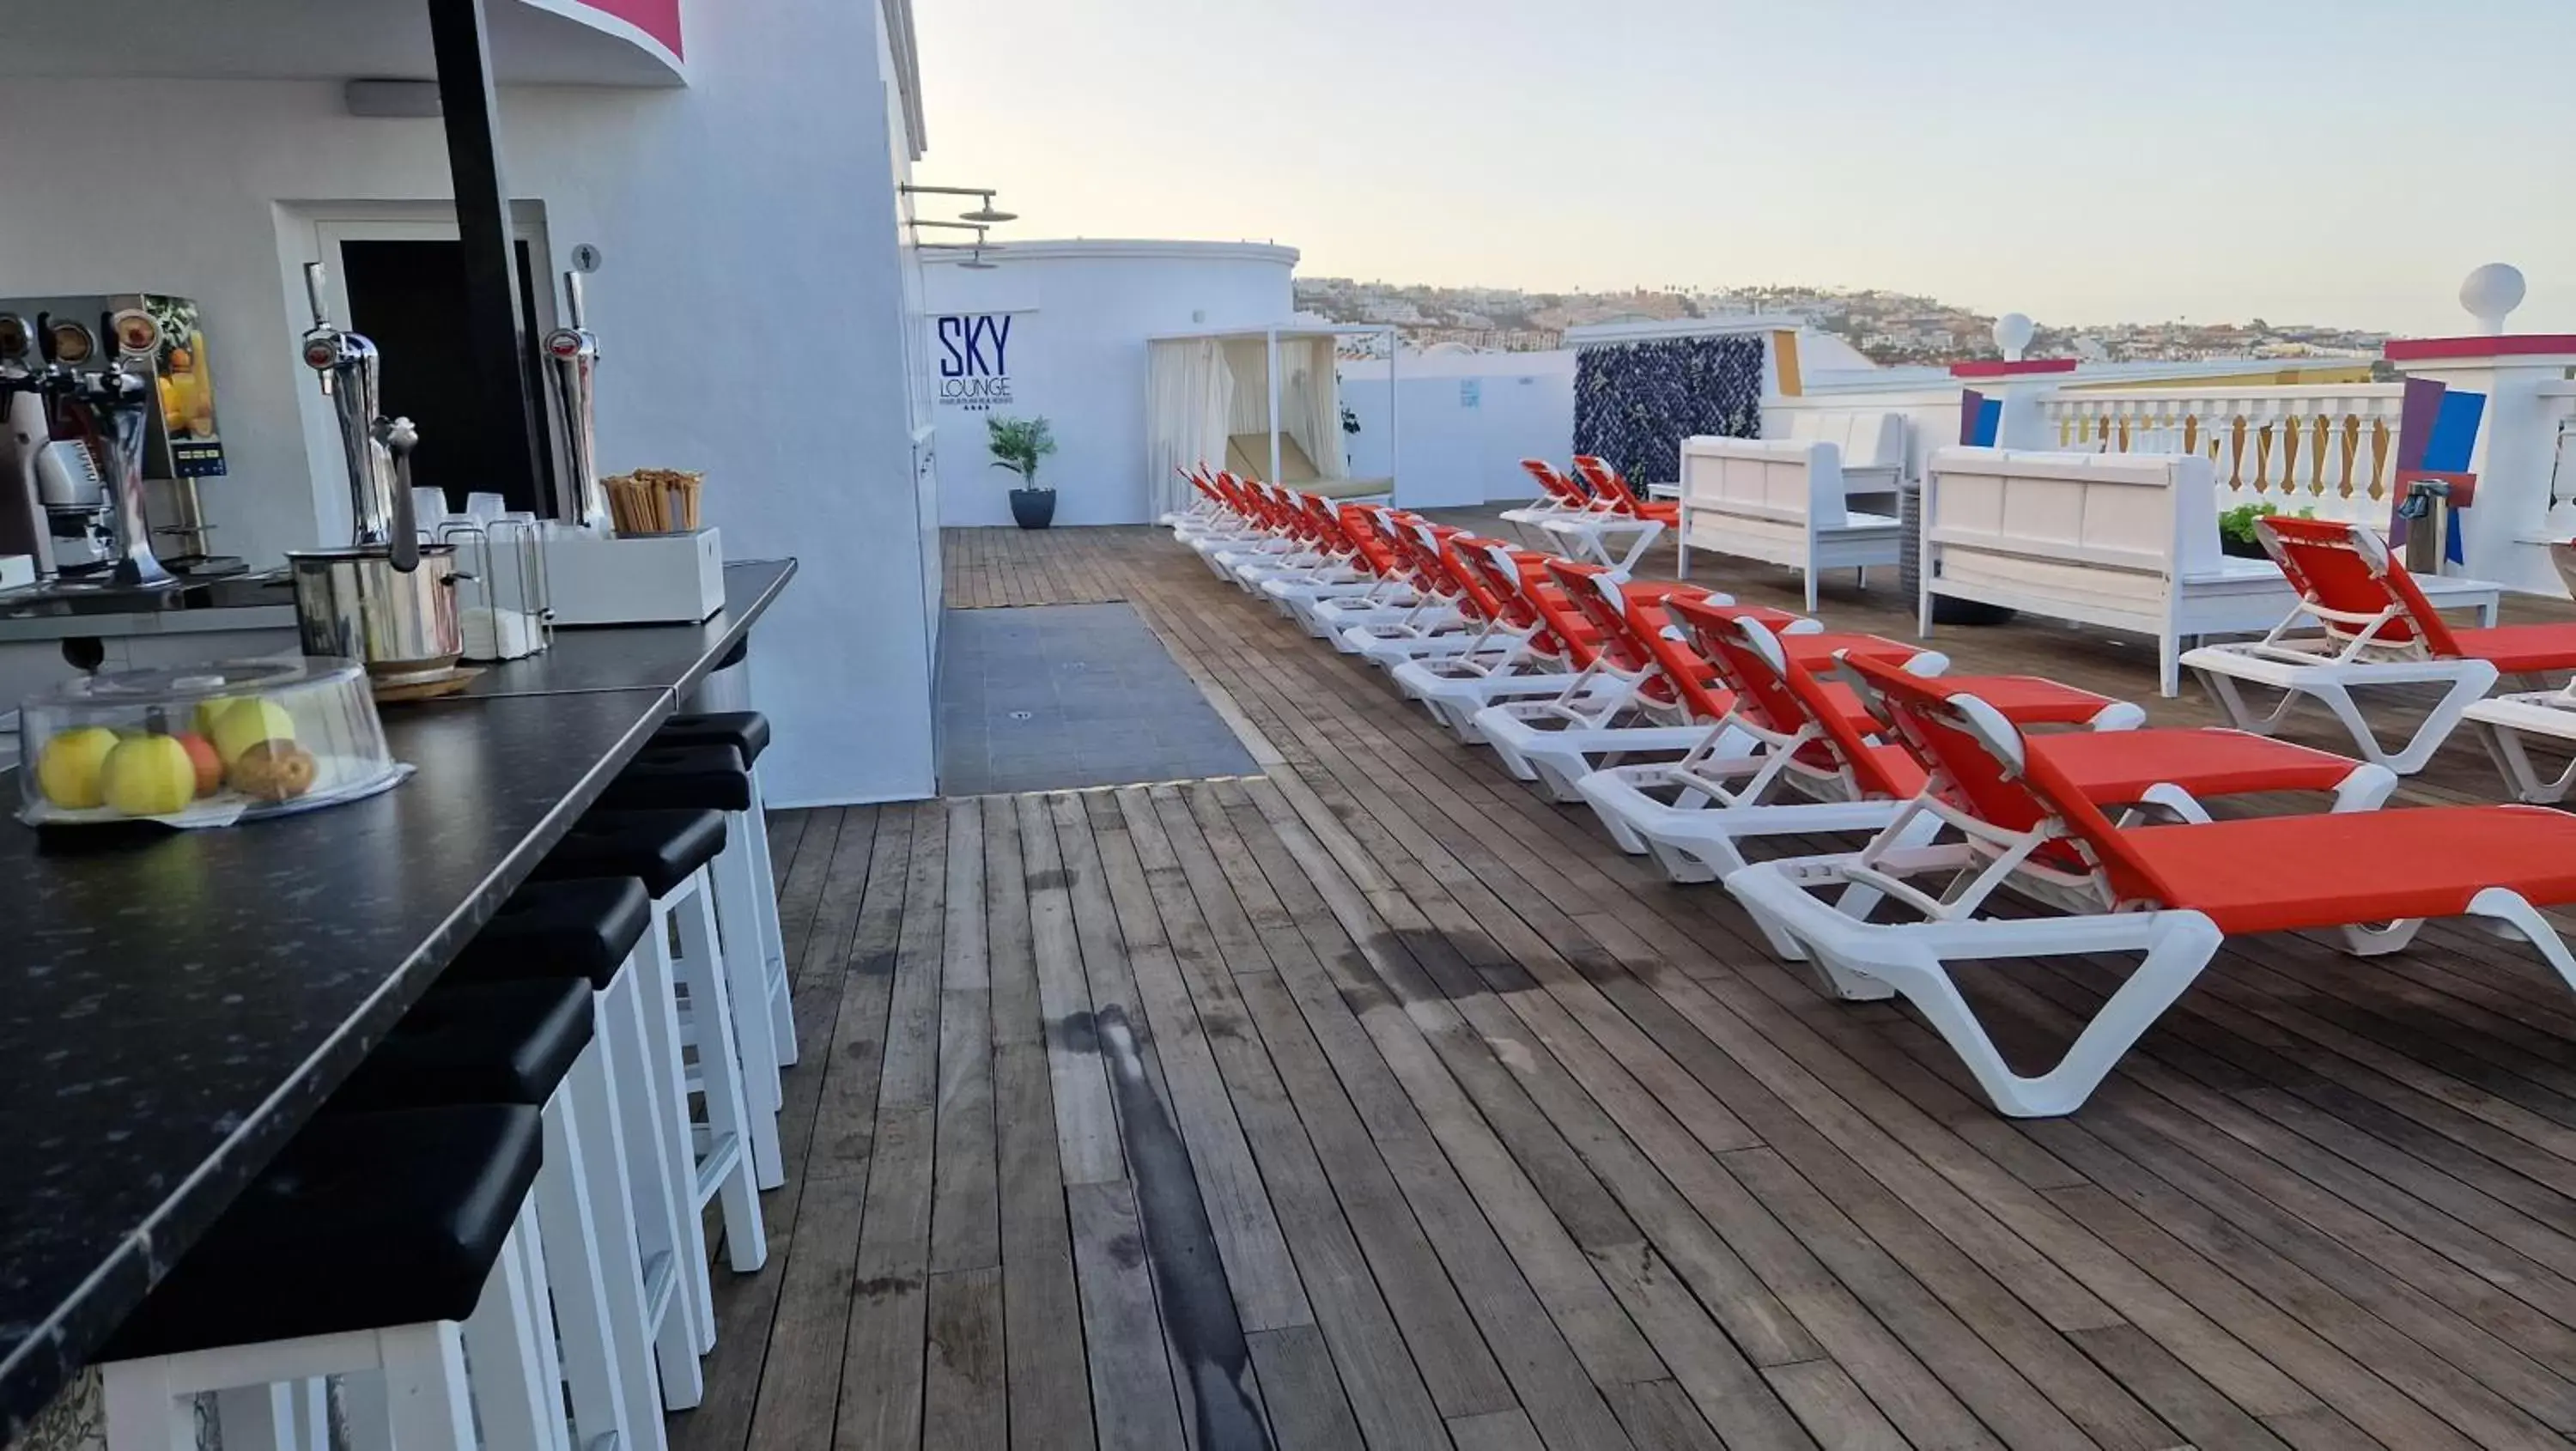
[307,214,562,518]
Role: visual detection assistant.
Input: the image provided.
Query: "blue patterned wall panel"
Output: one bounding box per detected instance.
[1571,335,1765,484]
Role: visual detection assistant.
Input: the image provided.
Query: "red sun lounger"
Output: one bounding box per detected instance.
[1725,653,2497,1117]
[2182,514,2524,772]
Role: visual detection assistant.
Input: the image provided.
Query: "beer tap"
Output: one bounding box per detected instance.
[300,262,421,571]
[544,270,611,533]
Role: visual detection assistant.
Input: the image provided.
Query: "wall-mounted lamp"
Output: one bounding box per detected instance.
[898,184,1017,225]
[908,219,1003,270]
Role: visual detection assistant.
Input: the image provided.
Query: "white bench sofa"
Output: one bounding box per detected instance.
[1780,409,1908,507]
[1919,446,2500,696]
[1677,436,1904,612]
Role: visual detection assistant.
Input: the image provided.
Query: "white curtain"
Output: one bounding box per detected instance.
[1146,338,1233,518]
[1223,337,1272,440]
[1284,336,1347,480]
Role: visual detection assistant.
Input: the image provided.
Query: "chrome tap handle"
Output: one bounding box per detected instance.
[304,261,334,331]
[546,270,611,533]
[300,259,399,546]
[382,417,422,573]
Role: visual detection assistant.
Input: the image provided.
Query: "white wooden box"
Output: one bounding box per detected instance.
[543,526,726,626]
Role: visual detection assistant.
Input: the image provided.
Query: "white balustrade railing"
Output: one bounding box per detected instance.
[2040,385,2407,524]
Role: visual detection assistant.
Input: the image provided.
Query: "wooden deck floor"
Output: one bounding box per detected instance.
[678,516,2576,1451]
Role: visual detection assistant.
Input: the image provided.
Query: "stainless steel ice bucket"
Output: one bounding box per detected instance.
[286,543,464,685]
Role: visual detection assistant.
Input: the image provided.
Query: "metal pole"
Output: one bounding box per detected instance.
[1265,327,1281,486]
[1384,326,1398,502]
[426,0,545,515]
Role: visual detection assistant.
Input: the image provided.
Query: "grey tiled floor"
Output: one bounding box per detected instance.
[935,602,1260,795]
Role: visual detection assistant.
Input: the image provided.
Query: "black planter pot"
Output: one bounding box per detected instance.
[1009,488,1057,530]
[2220,535,2268,559]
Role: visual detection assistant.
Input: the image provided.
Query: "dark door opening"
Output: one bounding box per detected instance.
[338,238,556,516]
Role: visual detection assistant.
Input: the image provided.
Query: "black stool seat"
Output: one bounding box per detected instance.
[452,878,652,989]
[330,979,594,1114]
[538,808,726,898]
[99,1106,542,1360]
[655,710,769,767]
[600,744,750,813]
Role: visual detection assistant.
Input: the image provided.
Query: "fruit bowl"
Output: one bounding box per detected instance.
[19,658,410,829]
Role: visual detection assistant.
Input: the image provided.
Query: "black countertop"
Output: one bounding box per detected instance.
[0,574,297,645]
[0,575,288,622]
[0,556,797,1437]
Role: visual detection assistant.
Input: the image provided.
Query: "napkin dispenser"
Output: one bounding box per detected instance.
[541,525,725,626]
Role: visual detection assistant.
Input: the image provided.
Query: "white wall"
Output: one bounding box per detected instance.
[0,0,938,804]
[923,242,1294,526]
[1340,350,1576,507]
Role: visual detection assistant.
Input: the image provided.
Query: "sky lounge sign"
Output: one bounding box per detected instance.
[935,313,1015,411]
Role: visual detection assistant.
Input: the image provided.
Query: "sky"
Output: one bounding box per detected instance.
[914,0,2575,336]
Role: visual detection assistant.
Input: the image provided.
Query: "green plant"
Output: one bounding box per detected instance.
[2219,500,2312,546]
[987,415,1057,489]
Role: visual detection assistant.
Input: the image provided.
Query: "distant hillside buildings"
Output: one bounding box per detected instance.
[1293,276,2389,363]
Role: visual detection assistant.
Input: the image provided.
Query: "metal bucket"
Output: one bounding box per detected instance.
[286,543,464,685]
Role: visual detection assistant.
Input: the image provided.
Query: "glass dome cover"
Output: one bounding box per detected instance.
[20,656,409,828]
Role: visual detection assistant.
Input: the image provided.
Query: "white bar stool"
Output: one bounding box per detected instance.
[651,711,794,1068]
[325,974,664,1451]
[595,749,788,1193]
[96,1107,560,1451]
[536,807,769,1353]
[451,876,703,1421]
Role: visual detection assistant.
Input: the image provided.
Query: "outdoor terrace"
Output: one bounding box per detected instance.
[684,513,2576,1451]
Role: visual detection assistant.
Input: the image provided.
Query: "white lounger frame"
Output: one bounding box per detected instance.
[1575,634,1971,878]
[2467,687,2576,803]
[1723,690,2412,1117]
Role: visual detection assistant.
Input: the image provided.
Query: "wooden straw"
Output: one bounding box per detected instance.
[600,470,703,533]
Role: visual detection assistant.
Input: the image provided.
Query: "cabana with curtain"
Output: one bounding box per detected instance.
[1145,325,1397,520]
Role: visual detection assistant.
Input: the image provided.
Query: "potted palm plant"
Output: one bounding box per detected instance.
[988,415,1059,530]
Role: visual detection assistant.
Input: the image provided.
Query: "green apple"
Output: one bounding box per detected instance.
[37,726,121,809]
[191,696,242,737]
[211,697,297,764]
[102,735,199,817]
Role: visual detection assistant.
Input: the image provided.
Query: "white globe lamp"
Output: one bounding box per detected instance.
[2460,263,2525,335]
[1993,312,2036,362]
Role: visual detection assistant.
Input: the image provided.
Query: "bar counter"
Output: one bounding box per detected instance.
[0,557,796,1436]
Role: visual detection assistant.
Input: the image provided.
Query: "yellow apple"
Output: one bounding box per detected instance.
[102,735,199,817]
[37,726,121,809]
[191,696,241,737]
[211,697,297,764]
